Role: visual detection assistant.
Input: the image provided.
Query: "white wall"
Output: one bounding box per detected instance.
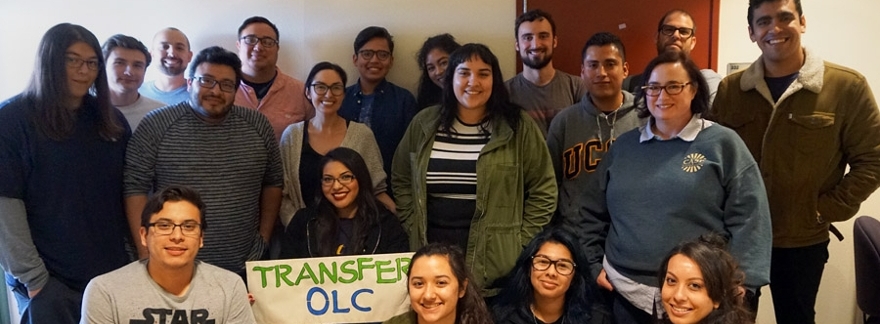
[0,0,516,100]
[718,1,880,323]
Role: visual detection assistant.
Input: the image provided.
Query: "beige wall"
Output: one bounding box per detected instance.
[0,0,516,99]
[718,1,880,323]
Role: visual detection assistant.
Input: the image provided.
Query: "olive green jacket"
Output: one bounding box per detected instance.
[391,106,557,296]
[711,48,880,248]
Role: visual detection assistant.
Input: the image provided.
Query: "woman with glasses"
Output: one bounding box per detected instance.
[279,147,408,258]
[493,227,600,324]
[279,62,395,228]
[392,43,557,297]
[569,51,771,322]
[416,33,461,109]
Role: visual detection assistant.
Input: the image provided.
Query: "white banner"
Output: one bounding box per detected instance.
[247,253,413,323]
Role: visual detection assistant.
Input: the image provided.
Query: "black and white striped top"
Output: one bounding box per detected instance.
[426,119,491,200]
[124,102,283,273]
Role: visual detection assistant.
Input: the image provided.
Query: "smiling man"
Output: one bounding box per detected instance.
[82,186,256,323]
[234,16,311,142]
[506,9,585,136]
[340,26,417,199]
[102,34,164,130]
[124,46,283,279]
[622,9,722,104]
[139,28,193,105]
[711,1,880,323]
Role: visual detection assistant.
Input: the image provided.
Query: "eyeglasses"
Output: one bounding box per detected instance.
[193,76,237,93]
[641,82,692,97]
[66,56,100,71]
[358,49,392,61]
[659,25,695,38]
[531,256,576,275]
[311,83,345,96]
[240,35,278,48]
[148,220,202,236]
[322,174,356,187]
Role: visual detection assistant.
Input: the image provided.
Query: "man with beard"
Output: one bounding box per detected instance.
[124,46,283,279]
[622,9,722,103]
[340,26,417,199]
[506,9,585,136]
[139,28,192,105]
[234,16,312,141]
[101,34,164,130]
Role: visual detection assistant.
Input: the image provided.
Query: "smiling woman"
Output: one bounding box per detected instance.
[658,233,753,324]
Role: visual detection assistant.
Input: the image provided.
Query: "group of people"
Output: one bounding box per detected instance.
[1,0,880,324]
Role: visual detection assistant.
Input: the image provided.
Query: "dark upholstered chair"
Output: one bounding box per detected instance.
[854,216,880,324]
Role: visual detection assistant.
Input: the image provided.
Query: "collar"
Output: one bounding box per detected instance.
[740,47,824,104]
[352,78,389,96]
[640,114,713,142]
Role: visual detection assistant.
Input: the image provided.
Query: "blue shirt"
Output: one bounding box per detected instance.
[139,80,189,106]
[340,79,418,198]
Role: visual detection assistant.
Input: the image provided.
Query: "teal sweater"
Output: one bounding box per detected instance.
[570,123,772,289]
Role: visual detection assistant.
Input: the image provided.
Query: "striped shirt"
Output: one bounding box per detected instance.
[425,119,490,250]
[124,102,283,273]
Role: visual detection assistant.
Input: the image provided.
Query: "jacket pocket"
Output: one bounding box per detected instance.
[482,224,521,288]
[787,112,835,154]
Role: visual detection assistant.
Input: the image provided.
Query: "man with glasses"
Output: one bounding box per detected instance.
[82,185,256,323]
[124,46,283,279]
[140,27,193,105]
[235,16,311,142]
[340,26,417,199]
[507,9,585,136]
[623,9,722,103]
[712,1,880,322]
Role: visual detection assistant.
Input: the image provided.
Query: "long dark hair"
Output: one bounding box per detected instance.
[408,243,494,324]
[303,61,348,103]
[25,23,123,141]
[658,233,753,324]
[494,227,592,323]
[416,33,461,109]
[440,43,522,135]
[313,147,380,256]
[635,51,710,119]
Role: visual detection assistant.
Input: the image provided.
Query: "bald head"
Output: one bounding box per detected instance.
[151,28,193,76]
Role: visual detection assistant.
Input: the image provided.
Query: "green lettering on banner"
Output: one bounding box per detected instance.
[318,262,338,284]
[374,260,395,283]
[356,257,374,281]
[396,257,410,282]
[339,260,358,284]
[252,266,273,288]
[277,264,295,287]
[296,262,319,286]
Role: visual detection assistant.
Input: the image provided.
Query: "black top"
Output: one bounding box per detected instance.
[279,205,410,258]
[298,120,351,207]
[765,72,799,102]
[242,72,277,100]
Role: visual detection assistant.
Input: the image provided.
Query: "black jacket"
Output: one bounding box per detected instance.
[279,206,409,258]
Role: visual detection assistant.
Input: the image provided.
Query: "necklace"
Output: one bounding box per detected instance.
[530,305,565,324]
[595,101,623,145]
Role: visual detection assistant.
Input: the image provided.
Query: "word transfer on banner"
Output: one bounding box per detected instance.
[247,253,413,324]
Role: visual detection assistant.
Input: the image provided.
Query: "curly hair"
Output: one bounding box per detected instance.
[658,233,754,324]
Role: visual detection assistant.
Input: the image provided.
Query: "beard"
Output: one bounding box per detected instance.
[159,59,186,76]
[522,51,553,69]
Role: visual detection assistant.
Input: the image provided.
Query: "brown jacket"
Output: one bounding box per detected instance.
[711,48,880,248]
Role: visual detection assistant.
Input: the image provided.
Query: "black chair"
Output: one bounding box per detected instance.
[854,216,880,324]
